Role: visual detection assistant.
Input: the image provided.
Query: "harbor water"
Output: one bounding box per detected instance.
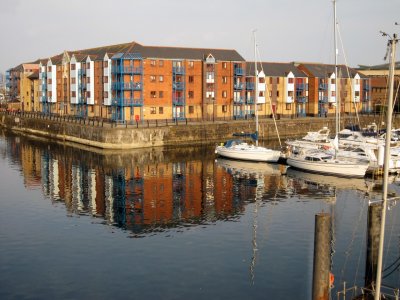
[0,130,399,299]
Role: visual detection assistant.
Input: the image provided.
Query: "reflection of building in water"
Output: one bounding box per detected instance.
[12,135,265,233]
[20,144,42,189]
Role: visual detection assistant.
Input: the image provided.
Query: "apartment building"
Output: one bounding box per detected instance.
[7,40,377,120]
[258,62,308,118]
[296,63,372,117]
[357,63,400,113]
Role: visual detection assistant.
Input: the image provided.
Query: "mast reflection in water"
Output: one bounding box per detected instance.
[0,130,399,300]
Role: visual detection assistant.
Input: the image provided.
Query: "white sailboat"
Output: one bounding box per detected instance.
[286,0,369,178]
[215,32,281,163]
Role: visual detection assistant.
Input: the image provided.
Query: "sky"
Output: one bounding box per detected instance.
[1,0,399,74]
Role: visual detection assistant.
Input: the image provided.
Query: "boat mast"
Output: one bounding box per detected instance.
[333,0,339,138]
[253,30,259,147]
[374,32,398,300]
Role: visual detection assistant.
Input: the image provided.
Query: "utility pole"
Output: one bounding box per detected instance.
[374,30,398,300]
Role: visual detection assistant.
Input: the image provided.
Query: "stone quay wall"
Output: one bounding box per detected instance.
[0,112,397,149]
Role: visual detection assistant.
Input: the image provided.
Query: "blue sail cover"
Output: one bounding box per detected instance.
[232,131,258,141]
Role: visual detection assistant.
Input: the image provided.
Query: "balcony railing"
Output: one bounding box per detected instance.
[246,82,255,90]
[296,96,307,103]
[234,83,245,90]
[111,66,142,74]
[296,83,308,90]
[173,82,184,90]
[112,97,143,106]
[234,97,244,104]
[319,96,329,103]
[173,97,185,105]
[234,68,244,76]
[173,67,185,74]
[112,82,142,90]
[319,83,328,90]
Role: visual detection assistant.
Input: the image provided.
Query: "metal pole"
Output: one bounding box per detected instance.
[375,33,398,300]
[253,30,259,147]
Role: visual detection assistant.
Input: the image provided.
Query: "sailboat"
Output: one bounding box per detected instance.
[215,32,281,163]
[286,0,369,178]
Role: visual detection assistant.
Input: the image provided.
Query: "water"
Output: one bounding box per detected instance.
[0,130,399,299]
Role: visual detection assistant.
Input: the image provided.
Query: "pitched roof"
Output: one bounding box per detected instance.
[358,62,400,70]
[298,63,359,78]
[59,41,245,63]
[132,44,245,61]
[246,62,307,77]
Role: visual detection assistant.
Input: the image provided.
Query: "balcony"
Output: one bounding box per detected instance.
[296,96,307,103]
[246,97,254,104]
[234,97,244,104]
[319,96,329,103]
[111,65,142,74]
[173,82,184,90]
[112,97,143,106]
[234,67,244,76]
[173,97,185,105]
[319,83,328,90]
[173,67,185,74]
[234,83,245,90]
[296,83,308,90]
[246,82,255,90]
[112,82,142,90]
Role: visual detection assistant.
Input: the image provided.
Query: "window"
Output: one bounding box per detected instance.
[48,78,52,84]
[104,61,108,68]
[159,75,164,82]
[87,77,90,83]
[189,106,194,114]
[48,66,52,72]
[331,91,336,97]
[104,76,108,83]
[288,78,294,84]
[222,62,227,69]
[222,90,227,98]
[71,64,76,70]
[276,91,279,97]
[276,77,279,84]
[188,61,194,68]
[188,91,194,98]
[71,91,76,97]
[87,91,91,98]
[150,75,156,82]
[104,91,108,98]
[222,105,227,113]
[150,107,156,114]
[159,91,164,98]
[331,78,335,84]
[86,63,90,69]
[159,107,163,114]
[150,91,156,98]
[188,76,194,83]
[286,103,292,110]
[151,60,156,66]
[222,76,227,84]
[269,77,273,84]
[159,60,164,67]
[71,77,76,84]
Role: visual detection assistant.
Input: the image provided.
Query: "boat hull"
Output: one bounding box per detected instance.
[286,156,368,178]
[215,146,281,163]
